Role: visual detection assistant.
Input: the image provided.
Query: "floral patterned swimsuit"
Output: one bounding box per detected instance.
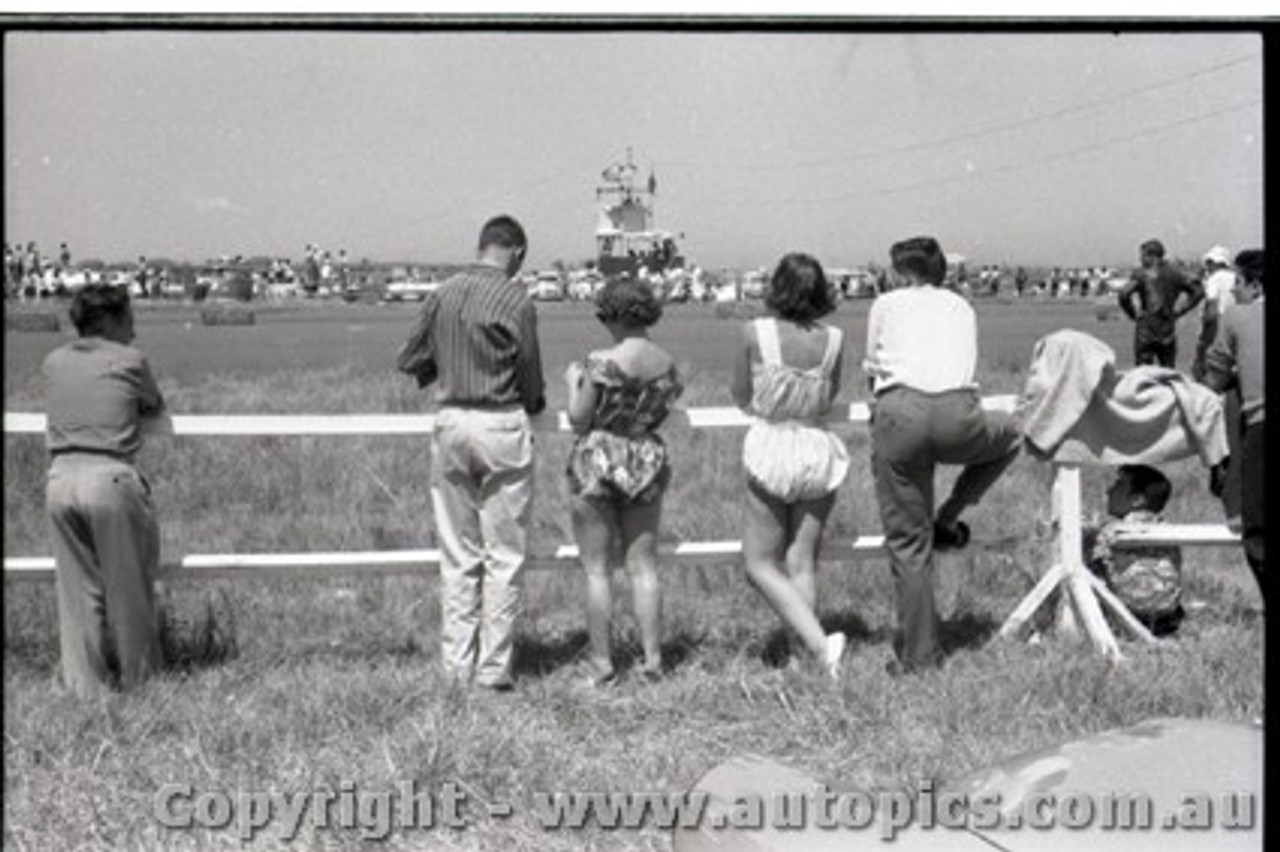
[566,355,684,505]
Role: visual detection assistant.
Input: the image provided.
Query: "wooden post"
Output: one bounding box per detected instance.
[999,465,1150,660]
[1056,466,1122,659]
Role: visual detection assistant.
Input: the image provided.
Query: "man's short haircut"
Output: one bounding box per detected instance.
[595,276,662,328]
[69,284,131,337]
[765,253,835,322]
[1234,248,1264,284]
[1117,464,1172,514]
[478,215,528,254]
[1140,239,1166,259]
[889,236,947,286]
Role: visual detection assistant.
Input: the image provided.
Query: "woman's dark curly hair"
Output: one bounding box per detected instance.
[765,253,834,323]
[595,276,663,328]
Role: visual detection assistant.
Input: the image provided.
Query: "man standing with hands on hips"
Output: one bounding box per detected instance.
[397,215,546,691]
[1118,238,1204,368]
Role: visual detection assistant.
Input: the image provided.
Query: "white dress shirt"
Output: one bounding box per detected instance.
[864,285,978,395]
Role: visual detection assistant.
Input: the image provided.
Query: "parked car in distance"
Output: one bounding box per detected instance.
[567,269,604,301]
[383,273,441,302]
[530,271,565,301]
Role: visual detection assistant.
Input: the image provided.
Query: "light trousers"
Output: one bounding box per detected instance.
[430,407,534,687]
[47,453,162,698]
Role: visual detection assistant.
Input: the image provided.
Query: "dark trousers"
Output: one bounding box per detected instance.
[1133,319,1177,368]
[871,388,1022,670]
[1220,389,1243,522]
[1239,419,1265,597]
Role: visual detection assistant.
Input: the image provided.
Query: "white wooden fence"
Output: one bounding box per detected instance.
[3,394,1238,586]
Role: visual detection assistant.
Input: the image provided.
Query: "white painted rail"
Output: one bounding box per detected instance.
[3,538,893,582]
[3,395,1020,435]
[4,392,1240,584]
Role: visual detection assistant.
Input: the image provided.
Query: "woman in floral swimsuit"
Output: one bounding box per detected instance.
[566,277,683,685]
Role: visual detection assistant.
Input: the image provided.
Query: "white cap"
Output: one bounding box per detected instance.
[1203,245,1231,266]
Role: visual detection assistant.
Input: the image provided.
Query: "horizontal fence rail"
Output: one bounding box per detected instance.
[4,539,899,582]
[2,395,1019,435]
[3,393,1239,582]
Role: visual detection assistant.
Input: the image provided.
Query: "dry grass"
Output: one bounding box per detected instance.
[199,304,256,326]
[4,310,61,333]
[3,300,1263,851]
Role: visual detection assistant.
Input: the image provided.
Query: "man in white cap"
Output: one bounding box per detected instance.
[1195,245,1241,527]
[1193,246,1236,379]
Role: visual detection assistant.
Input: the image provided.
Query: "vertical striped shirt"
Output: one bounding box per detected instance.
[396,263,546,414]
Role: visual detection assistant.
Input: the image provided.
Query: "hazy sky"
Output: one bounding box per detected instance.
[4,28,1264,269]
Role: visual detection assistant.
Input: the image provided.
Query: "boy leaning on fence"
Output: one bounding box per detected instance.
[1083,465,1185,637]
[396,215,546,691]
[44,284,168,697]
[864,236,1023,675]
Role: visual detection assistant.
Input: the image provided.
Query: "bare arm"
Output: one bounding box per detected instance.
[730,322,755,410]
[1117,276,1141,321]
[828,335,845,406]
[564,360,597,434]
[1174,276,1206,319]
[863,297,884,396]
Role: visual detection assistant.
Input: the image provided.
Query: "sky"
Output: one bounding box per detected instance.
[3,26,1265,270]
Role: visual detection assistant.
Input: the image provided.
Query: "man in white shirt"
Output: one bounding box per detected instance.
[865,236,1022,674]
[1193,245,1237,380]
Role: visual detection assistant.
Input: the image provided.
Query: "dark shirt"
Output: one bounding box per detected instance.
[1119,262,1204,334]
[43,337,166,460]
[396,263,546,414]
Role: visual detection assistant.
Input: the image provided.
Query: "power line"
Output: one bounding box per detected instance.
[668,52,1261,174]
[665,97,1261,208]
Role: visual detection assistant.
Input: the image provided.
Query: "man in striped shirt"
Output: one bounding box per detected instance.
[397,215,546,690]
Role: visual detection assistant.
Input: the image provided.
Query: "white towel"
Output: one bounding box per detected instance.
[1019,330,1228,467]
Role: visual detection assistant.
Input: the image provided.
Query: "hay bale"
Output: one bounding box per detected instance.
[5,310,60,332]
[200,303,256,326]
[713,301,764,321]
[1095,303,1120,322]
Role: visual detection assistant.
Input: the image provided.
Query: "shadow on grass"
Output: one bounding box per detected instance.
[2,635,59,675]
[939,611,1000,656]
[513,629,708,678]
[756,610,890,668]
[512,630,590,677]
[616,630,703,675]
[159,597,240,674]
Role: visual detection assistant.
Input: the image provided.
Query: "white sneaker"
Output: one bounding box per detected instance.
[824,632,847,679]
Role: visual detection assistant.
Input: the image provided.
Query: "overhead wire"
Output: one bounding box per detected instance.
[661,98,1261,208]
[664,52,1261,173]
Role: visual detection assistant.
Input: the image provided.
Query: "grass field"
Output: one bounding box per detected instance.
[3,297,1263,851]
